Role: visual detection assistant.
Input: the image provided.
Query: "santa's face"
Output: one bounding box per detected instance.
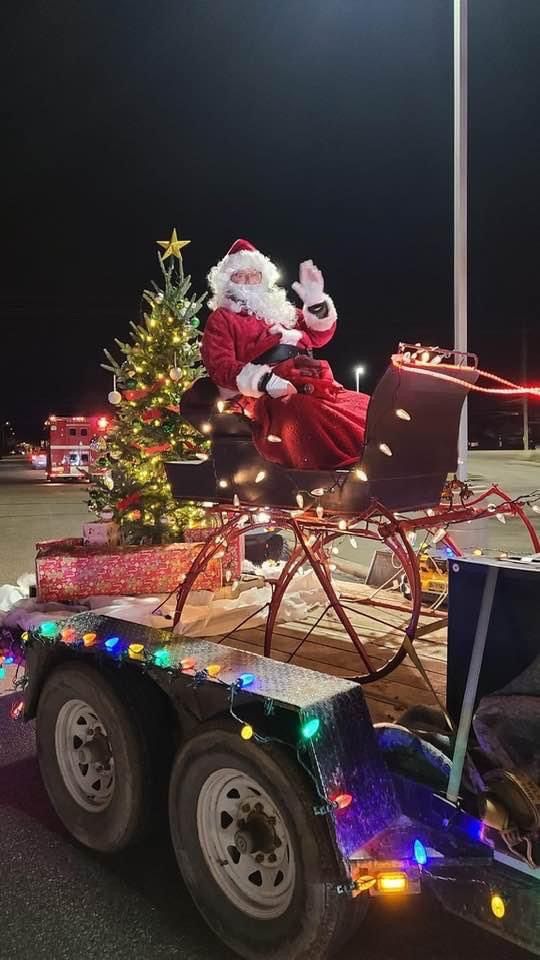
[209,255,297,328]
[230,268,262,285]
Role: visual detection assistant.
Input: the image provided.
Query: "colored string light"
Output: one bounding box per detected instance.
[39,621,58,639]
[82,632,97,647]
[301,717,320,740]
[240,723,254,740]
[237,673,255,689]
[206,663,221,677]
[332,793,353,811]
[490,894,505,919]
[105,637,120,650]
[181,657,196,670]
[128,643,145,661]
[413,838,428,865]
[153,648,171,668]
[10,699,24,720]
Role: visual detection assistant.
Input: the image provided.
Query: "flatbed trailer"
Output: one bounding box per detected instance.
[8,346,539,957]
[13,569,539,959]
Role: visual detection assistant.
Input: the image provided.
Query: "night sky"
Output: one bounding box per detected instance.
[2,0,540,439]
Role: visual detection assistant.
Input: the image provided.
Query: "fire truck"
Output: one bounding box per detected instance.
[45,415,110,481]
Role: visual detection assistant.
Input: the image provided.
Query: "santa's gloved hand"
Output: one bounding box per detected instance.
[263,373,298,399]
[292,260,325,307]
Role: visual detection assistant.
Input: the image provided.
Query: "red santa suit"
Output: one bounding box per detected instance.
[201,240,369,470]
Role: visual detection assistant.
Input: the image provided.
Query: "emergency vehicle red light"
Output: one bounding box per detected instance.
[97,417,109,430]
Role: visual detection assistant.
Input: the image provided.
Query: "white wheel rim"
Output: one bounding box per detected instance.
[54,698,115,812]
[196,767,296,919]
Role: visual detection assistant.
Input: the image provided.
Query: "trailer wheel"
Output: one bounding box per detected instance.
[36,662,168,853]
[169,722,367,960]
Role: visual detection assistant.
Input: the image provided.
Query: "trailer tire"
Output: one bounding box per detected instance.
[169,721,367,960]
[36,662,170,853]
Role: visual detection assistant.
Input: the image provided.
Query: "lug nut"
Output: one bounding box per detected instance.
[268,853,277,863]
[241,803,251,813]
[255,853,264,863]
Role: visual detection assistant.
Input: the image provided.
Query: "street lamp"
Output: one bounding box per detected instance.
[354,365,366,392]
[454,0,468,479]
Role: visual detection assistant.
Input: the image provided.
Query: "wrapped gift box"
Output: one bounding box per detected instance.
[83,521,120,547]
[36,539,221,602]
[183,525,245,584]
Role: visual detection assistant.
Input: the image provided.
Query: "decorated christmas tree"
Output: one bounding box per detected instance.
[88,230,207,544]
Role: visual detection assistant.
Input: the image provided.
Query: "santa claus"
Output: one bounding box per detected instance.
[201,239,370,470]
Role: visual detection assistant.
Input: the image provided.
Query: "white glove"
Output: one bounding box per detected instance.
[268,324,303,345]
[292,259,325,307]
[265,373,297,399]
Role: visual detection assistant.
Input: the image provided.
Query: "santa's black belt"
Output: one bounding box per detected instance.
[253,344,311,365]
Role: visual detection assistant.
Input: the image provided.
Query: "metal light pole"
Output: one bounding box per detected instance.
[454,0,468,480]
[522,326,529,451]
[354,365,366,392]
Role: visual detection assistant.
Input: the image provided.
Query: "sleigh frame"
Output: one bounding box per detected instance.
[165,345,540,684]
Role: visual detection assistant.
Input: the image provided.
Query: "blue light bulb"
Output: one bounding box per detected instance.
[237,673,255,688]
[105,637,120,651]
[413,838,427,866]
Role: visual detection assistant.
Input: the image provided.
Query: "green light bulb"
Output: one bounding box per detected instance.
[39,621,58,639]
[301,717,320,740]
[154,648,171,668]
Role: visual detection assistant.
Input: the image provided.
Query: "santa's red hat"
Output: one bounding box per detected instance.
[226,238,257,256]
[211,237,271,281]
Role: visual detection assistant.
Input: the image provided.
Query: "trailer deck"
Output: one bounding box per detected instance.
[205,579,448,723]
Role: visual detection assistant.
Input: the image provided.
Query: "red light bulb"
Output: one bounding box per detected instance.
[333,793,353,810]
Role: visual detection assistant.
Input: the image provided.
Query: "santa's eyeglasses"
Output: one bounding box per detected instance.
[230,269,262,285]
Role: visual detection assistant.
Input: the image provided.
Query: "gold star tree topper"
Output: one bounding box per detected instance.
[157,228,191,260]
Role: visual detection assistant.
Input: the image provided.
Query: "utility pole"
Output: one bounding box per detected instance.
[522,326,529,451]
[454,0,468,480]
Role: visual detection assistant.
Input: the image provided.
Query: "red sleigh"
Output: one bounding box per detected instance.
[165,344,540,683]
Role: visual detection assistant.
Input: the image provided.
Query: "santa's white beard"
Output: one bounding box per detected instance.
[222,283,298,329]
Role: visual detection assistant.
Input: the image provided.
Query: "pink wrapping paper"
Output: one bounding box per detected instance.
[36,538,221,601]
